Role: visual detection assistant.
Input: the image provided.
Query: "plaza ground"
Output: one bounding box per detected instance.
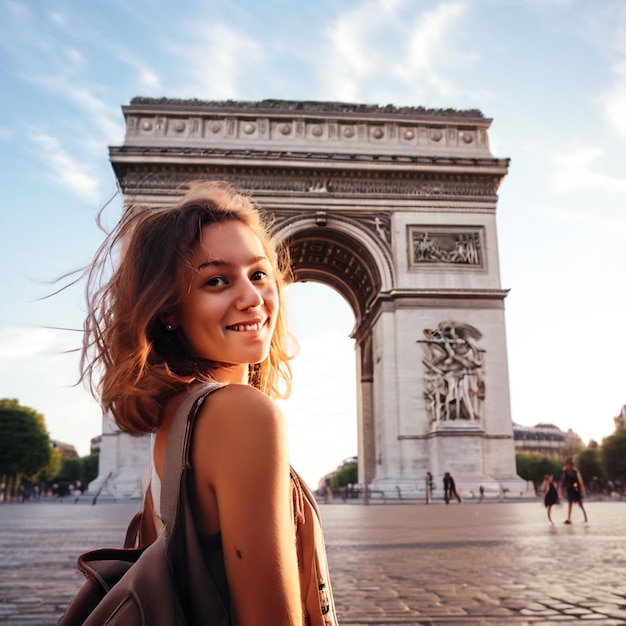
[0,498,625,625]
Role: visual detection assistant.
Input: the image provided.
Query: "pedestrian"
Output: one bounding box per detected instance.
[443,471,462,504]
[539,474,560,524]
[478,485,485,503]
[78,181,337,625]
[425,471,434,504]
[560,457,588,524]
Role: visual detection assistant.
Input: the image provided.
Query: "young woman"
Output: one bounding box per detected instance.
[539,474,559,524]
[560,457,588,524]
[80,182,337,625]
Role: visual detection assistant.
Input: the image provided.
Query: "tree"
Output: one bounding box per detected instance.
[575,447,604,491]
[0,399,51,500]
[515,451,561,487]
[31,447,63,484]
[602,429,626,489]
[79,454,99,486]
[47,454,99,497]
[329,462,358,488]
[56,457,81,483]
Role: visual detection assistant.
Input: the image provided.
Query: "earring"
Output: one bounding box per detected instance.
[165,323,174,331]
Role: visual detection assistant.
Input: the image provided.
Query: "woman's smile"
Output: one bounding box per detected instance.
[226,319,266,332]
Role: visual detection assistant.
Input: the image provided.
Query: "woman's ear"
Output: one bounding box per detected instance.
[159,313,178,332]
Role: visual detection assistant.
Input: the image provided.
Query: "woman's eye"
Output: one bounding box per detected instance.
[206,276,228,287]
[251,270,268,281]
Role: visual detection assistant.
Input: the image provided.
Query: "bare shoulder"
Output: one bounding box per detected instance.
[189,384,290,538]
[196,384,285,441]
[203,383,281,418]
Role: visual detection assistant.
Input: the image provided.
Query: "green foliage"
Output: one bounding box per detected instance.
[602,429,626,483]
[329,462,358,488]
[575,447,604,485]
[515,451,561,485]
[0,399,51,477]
[79,454,99,485]
[53,454,99,486]
[56,457,81,483]
[31,447,63,483]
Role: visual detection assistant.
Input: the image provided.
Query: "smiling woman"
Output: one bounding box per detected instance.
[71,181,338,625]
[162,221,279,377]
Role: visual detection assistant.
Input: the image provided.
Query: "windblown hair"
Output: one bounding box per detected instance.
[80,181,295,435]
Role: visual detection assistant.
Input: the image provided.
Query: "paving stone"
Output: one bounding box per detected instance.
[1,499,626,624]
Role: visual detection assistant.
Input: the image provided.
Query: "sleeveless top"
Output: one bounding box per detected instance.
[562,467,580,489]
[146,440,338,625]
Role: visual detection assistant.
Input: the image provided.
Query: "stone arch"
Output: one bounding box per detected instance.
[272,212,394,325]
[96,98,526,500]
[272,214,384,486]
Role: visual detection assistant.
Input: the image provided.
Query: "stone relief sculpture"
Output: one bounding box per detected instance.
[374,216,389,243]
[412,230,481,265]
[417,321,486,423]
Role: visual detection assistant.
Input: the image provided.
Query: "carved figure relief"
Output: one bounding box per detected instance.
[410,227,482,267]
[417,321,486,423]
[351,213,392,246]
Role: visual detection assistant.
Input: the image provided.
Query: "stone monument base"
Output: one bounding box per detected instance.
[88,416,150,500]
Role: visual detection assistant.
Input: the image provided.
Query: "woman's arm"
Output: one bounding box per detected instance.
[576,469,587,498]
[192,385,302,626]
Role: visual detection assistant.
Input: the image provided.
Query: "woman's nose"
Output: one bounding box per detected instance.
[236,278,263,309]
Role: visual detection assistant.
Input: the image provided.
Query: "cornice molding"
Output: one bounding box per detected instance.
[352,288,509,342]
[117,99,499,160]
[128,97,488,122]
[382,288,510,300]
[110,159,506,201]
[110,145,509,171]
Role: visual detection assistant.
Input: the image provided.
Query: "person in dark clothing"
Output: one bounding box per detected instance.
[560,458,588,524]
[540,474,559,524]
[443,472,462,504]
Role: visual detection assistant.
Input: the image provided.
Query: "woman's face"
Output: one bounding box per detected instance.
[169,220,279,384]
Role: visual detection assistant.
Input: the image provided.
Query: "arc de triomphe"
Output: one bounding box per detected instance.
[90,99,524,499]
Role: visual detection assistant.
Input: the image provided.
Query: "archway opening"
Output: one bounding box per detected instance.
[285,227,382,325]
[278,281,357,489]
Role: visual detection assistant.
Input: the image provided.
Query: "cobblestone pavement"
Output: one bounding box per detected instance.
[0,498,625,625]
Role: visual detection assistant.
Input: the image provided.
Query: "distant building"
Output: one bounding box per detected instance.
[513,423,584,460]
[50,440,79,459]
[614,406,626,431]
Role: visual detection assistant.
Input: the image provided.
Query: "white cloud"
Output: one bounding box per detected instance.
[106,47,161,92]
[552,145,626,193]
[30,73,123,146]
[321,0,473,102]
[63,85,123,142]
[47,10,67,27]
[0,326,70,361]
[391,1,471,96]
[600,59,626,139]
[2,0,29,21]
[322,0,407,101]
[0,3,123,196]
[138,68,161,90]
[538,202,626,233]
[26,130,101,202]
[64,46,84,65]
[167,21,265,99]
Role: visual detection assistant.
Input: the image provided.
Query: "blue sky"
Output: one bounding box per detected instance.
[1,0,625,487]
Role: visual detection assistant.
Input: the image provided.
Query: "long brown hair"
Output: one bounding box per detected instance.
[81,181,295,434]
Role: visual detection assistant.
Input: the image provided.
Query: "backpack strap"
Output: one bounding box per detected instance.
[159,382,225,530]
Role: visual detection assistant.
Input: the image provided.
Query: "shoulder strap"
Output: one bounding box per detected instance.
[160,382,224,529]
